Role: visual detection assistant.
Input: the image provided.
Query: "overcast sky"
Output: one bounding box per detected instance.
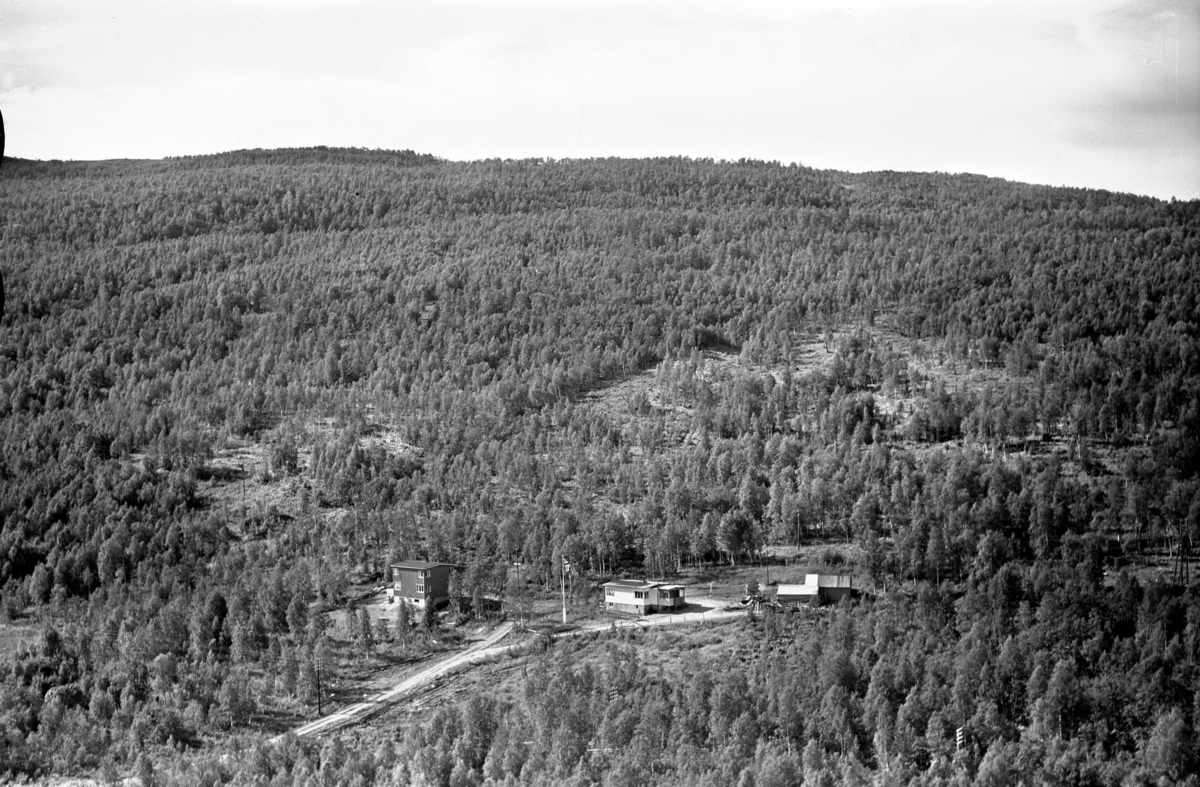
[2,0,1197,200]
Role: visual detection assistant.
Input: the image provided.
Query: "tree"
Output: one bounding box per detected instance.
[506,573,535,625]
[974,741,1019,787]
[287,594,309,639]
[278,647,298,697]
[802,738,835,787]
[1138,708,1192,783]
[135,752,157,787]
[218,668,256,729]
[306,608,329,647]
[395,601,412,651]
[1164,479,1199,584]
[356,606,375,658]
[820,686,859,758]
[373,613,389,645]
[718,510,756,566]
[755,742,801,787]
[149,653,177,694]
[230,622,254,664]
[89,688,116,723]
[893,686,928,766]
[1033,658,1081,739]
[30,564,53,604]
[422,602,438,637]
[298,653,317,704]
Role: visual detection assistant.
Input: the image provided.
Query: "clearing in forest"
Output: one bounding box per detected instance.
[196,411,421,538]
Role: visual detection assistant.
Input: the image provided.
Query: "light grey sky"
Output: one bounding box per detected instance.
[2,0,1197,199]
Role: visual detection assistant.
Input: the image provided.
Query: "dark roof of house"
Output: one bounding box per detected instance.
[602,579,687,591]
[603,579,658,589]
[391,561,455,571]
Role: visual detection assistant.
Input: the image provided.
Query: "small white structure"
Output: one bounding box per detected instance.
[775,574,854,606]
[603,579,687,615]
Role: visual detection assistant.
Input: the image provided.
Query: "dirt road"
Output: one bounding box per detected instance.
[571,597,745,633]
[280,622,516,740]
[279,599,745,740]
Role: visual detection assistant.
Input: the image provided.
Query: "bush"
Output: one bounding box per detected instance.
[821,548,845,566]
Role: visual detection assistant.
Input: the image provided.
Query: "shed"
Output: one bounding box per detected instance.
[775,574,854,606]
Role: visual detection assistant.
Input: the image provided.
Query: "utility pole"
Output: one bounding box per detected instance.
[511,561,524,625]
[314,657,323,716]
[561,557,570,624]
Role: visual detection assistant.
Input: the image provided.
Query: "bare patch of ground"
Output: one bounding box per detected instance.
[196,411,421,538]
[200,438,298,527]
[578,322,1029,455]
[0,620,39,661]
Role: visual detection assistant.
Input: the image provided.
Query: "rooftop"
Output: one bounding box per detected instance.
[603,578,685,590]
[604,579,657,589]
[392,561,455,571]
[812,574,853,587]
[776,575,854,596]
[776,583,818,596]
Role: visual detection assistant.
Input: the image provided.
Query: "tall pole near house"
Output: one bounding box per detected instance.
[314,657,323,716]
[561,557,569,624]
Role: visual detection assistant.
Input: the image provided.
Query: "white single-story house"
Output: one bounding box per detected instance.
[603,579,687,615]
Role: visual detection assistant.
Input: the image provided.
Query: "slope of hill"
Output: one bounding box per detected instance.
[0,150,1197,783]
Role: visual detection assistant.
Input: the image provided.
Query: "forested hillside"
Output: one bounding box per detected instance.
[0,149,1197,785]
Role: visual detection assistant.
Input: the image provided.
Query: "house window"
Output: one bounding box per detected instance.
[417,583,425,593]
[634,591,644,599]
[606,589,614,596]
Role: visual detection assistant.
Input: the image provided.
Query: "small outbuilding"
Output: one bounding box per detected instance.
[775,574,854,606]
[603,579,687,615]
[389,561,455,609]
